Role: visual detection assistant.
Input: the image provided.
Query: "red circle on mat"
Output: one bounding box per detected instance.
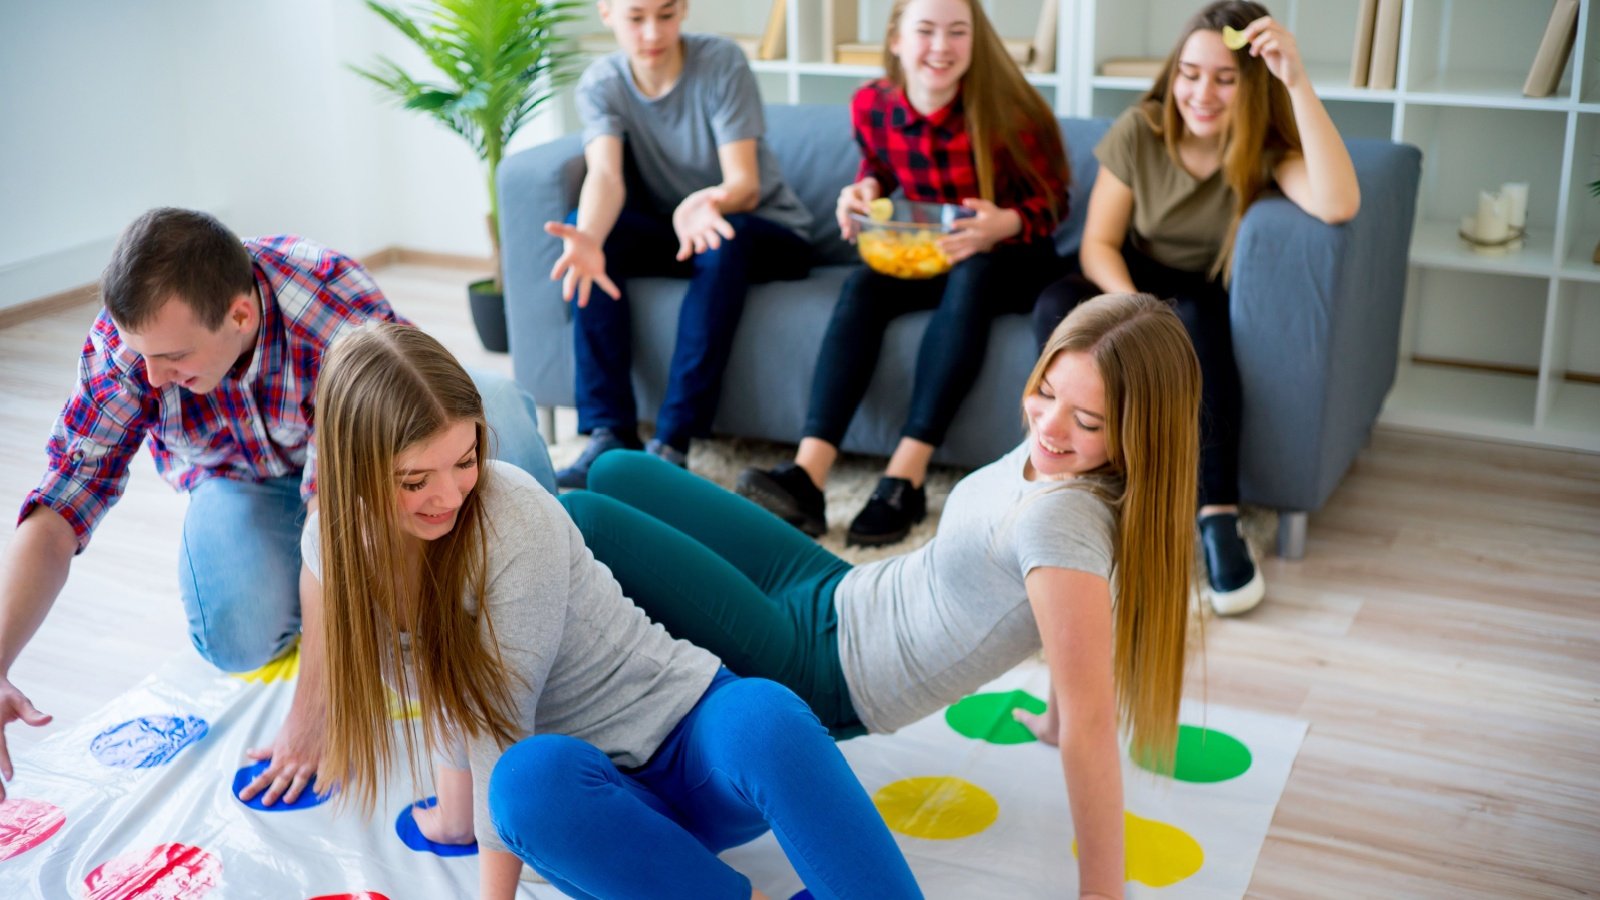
[83,842,221,899]
[309,894,394,900]
[0,797,67,861]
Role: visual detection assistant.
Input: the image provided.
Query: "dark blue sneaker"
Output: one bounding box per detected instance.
[644,437,688,469]
[1198,512,1265,615]
[555,427,641,490]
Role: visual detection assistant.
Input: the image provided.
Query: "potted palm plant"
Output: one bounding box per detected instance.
[353,0,578,351]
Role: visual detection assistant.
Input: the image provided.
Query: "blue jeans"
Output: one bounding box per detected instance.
[488,670,921,899]
[571,207,812,450]
[177,368,556,671]
[804,240,1058,448]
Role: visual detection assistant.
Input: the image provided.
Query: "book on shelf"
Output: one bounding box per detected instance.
[757,0,786,61]
[1523,0,1579,98]
[1029,0,1058,74]
[1366,0,1403,90]
[1348,0,1378,87]
[1099,57,1165,79]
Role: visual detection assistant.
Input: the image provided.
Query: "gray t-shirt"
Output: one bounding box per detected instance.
[576,32,811,237]
[834,441,1118,734]
[302,461,721,852]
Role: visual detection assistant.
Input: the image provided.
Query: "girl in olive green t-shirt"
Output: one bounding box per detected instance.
[1031,0,1360,617]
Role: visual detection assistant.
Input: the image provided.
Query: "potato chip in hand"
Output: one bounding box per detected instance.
[868,197,895,223]
[1221,26,1249,50]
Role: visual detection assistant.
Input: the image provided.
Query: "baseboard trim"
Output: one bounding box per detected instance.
[1410,354,1600,386]
[0,283,100,330]
[0,246,495,332]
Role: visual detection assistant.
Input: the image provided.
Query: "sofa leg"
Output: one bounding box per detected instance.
[537,404,557,446]
[1276,511,1308,560]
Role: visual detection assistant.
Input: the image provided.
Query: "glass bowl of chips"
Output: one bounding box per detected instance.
[850,198,975,279]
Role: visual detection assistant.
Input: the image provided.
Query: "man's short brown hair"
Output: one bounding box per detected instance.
[101,208,255,331]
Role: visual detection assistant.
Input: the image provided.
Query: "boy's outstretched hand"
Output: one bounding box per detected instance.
[545,221,621,308]
[672,188,736,261]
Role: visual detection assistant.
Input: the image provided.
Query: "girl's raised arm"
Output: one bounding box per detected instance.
[1026,565,1126,900]
[1245,16,1361,224]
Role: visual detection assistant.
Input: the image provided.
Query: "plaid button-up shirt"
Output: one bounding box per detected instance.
[20,236,405,551]
[851,80,1067,244]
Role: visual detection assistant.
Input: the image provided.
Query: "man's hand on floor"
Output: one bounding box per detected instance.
[0,675,52,802]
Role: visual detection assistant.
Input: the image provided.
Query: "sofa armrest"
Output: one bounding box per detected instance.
[1229,140,1422,512]
[498,134,586,406]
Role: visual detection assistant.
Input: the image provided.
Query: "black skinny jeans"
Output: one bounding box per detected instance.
[1032,248,1241,508]
[804,239,1060,449]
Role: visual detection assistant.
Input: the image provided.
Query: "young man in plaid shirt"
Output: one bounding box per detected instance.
[0,208,555,805]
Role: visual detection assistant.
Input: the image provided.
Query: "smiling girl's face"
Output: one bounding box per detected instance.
[393,419,480,541]
[891,0,974,109]
[1172,28,1239,141]
[1023,351,1110,480]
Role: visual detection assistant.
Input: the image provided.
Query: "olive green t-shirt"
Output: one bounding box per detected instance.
[1096,106,1235,273]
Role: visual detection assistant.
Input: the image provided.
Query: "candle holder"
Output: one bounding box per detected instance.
[1458,225,1527,255]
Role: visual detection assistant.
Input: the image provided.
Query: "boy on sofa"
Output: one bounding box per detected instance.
[544,0,813,488]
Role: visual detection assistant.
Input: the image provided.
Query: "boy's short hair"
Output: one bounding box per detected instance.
[101,207,255,331]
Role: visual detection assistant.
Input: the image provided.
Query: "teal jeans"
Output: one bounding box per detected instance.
[560,451,865,737]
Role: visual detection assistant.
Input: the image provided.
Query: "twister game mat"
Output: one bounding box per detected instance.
[0,653,1303,898]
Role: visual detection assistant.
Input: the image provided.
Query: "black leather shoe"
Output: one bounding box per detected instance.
[846,477,926,547]
[1198,512,1265,615]
[555,427,641,490]
[736,463,827,536]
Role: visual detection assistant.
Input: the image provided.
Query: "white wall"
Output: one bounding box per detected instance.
[0,0,567,312]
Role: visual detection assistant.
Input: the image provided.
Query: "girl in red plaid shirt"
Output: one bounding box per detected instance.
[738,0,1070,549]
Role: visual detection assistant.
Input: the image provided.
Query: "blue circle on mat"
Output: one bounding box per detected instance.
[231,759,335,811]
[90,714,209,768]
[395,797,478,857]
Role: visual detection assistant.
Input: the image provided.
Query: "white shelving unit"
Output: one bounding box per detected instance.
[561,0,1600,452]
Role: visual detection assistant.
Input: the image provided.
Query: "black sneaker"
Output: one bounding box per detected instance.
[846,477,926,547]
[1198,512,1265,615]
[735,463,827,536]
[555,427,641,490]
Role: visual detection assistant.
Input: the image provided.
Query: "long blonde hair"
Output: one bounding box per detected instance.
[881,0,1070,223]
[314,322,521,815]
[1142,0,1301,280]
[1021,293,1200,768]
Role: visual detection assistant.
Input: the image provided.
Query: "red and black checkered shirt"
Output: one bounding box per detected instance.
[851,80,1066,244]
[20,236,406,551]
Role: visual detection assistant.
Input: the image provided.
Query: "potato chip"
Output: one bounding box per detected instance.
[1221,26,1249,50]
[868,197,895,222]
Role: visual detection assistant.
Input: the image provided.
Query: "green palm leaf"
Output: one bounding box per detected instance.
[352,0,580,289]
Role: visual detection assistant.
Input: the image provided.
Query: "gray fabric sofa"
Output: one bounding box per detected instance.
[499,105,1421,557]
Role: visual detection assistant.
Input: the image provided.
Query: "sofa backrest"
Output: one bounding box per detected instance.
[763,104,1115,265]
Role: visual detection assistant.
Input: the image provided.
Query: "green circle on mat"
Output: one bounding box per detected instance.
[1135,724,1252,783]
[944,690,1047,744]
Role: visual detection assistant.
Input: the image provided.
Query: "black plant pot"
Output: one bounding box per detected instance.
[467,278,510,353]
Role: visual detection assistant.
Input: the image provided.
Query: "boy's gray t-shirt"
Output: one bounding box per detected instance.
[834,441,1119,734]
[576,32,812,236]
[302,461,721,853]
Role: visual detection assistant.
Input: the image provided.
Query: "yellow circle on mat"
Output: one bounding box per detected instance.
[387,688,422,721]
[873,776,999,840]
[231,646,300,683]
[1073,810,1204,887]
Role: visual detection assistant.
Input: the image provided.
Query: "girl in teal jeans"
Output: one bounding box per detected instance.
[564,293,1203,900]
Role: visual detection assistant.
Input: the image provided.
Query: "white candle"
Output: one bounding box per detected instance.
[1477,190,1509,242]
[1500,182,1529,229]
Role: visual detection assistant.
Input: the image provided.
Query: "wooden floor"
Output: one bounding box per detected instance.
[2,264,1597,897]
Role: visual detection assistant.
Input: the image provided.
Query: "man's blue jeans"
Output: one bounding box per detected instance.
[488,670,922,899]
[177,368,556,671]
